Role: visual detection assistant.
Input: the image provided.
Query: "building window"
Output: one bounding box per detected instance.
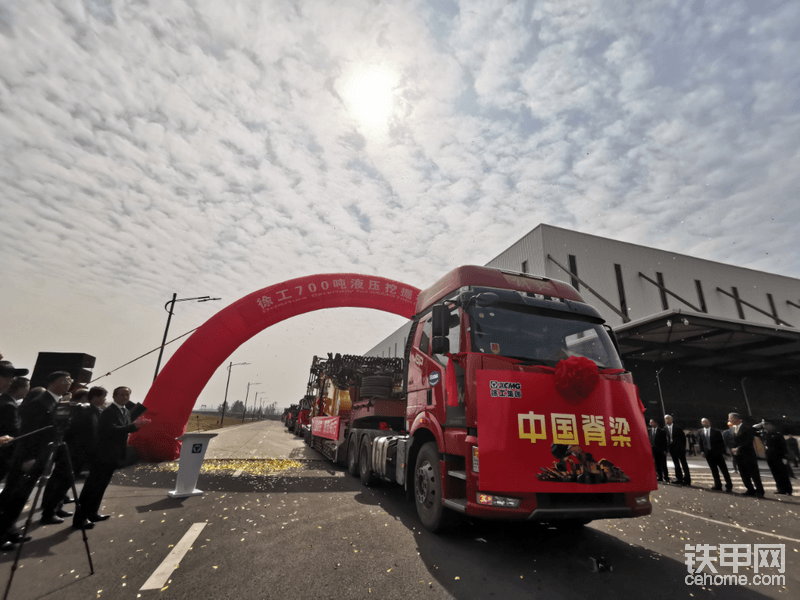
[614,264,628,318]
[568,255,580,291]
[521,260,528,274]
[694,280,707,313]
[656,272,668,311]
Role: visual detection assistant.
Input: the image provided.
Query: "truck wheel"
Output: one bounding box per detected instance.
[359,437,377,486]
[414,442,453,532]
[347,437,359,476]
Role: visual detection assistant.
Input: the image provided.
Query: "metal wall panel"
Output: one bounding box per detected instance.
[487,224,800,329]
[368,223,800,354]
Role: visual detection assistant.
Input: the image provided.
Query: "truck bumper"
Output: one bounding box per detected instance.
[458,491,652,522]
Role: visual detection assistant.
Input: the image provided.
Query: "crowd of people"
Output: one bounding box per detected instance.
[648,412,797,497]
[0,355,147,551]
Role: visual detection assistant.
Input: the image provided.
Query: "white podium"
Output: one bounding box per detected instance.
[168,432,218,498]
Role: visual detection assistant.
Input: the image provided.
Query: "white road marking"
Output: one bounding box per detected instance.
[666,509,800,543]
[140,522,207,591]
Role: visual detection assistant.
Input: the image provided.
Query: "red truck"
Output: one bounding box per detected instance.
[302,266,656,531]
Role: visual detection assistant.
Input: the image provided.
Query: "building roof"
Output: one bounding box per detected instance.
[615,309,800,378]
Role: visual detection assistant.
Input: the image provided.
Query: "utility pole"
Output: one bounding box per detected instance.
[242,382,261,423]
[154,294,220,382]
[220,361,250,424]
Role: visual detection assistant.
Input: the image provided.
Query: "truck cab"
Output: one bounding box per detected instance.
[403,267,655,530]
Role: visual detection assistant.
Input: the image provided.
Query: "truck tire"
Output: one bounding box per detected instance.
[360,376,393,399]
[359,437,377,486]
[414,442,453,532]
[347,436,359,476]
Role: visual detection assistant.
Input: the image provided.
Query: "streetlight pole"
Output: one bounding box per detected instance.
[242,382,261,423]
[154,293,221,382]
[655,368,666,419]
[220,361,250,424]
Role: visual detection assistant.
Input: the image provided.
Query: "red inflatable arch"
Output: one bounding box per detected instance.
[129,273,420,462]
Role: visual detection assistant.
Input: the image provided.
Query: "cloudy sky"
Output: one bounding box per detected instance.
[1,0,798,414]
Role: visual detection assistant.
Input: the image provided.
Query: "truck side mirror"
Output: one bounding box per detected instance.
[431,336,450,355]
[431,304,448,338]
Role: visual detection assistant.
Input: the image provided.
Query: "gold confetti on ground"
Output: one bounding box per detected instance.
[139,459,303,476]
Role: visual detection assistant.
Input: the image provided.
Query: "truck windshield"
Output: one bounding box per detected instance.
[466,304,623,369]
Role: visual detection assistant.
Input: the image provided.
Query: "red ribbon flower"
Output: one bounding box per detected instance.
[554,356,599,401]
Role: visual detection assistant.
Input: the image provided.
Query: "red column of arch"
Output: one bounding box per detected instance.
[129,273,420,461]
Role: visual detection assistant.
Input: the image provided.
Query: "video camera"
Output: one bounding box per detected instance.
[51,401,94,437]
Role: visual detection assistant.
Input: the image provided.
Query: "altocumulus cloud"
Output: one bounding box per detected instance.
[0,0,798,408]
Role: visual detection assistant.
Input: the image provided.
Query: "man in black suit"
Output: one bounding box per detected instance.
[0,375,29,482]
[41,386,108,514]
[664,415,691,485]
[73,386,141,530]
[762,421,792,495]
[698,418,733,492]
[0,362,30,549]
[0,370,72,542]
[648,419,669,482]
[728,412,764,497]
[66,386,107,477]
[721,425,739,473]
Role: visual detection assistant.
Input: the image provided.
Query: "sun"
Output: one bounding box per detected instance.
[339,64,398,135]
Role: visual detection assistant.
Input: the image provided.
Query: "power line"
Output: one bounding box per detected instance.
[89,328,199,384]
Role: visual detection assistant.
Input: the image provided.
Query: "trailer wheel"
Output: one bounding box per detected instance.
[414,442,453,532]
[359,437,377,486]
[347,436,358,476]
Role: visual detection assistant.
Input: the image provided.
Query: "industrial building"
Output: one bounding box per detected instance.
[368,224,800,431]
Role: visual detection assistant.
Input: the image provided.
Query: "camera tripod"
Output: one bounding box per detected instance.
[3,432,94,600]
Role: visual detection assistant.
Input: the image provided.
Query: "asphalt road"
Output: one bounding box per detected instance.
[0,420,797,600]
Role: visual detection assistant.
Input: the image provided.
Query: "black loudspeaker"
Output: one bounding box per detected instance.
[31,352,96,389]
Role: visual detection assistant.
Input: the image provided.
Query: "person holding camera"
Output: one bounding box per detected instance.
[40,386,108,520]
[0,371,72,543]
[72,386,145,530]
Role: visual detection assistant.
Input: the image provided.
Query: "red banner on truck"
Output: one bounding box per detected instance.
[311,416,340,441]
[476,370,656,494]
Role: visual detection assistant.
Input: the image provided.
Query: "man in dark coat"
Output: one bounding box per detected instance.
[0,371,72,542]
[648,419,669,482]
[66,386,107,477]
[762,421,792,495]
[665,415,691,485]
[0,362,30,549]
[41,386,108,514]
[721,425,738,473]
[698,418,733,492]
[0,376,28,482]
[72,386,141,530]
[728,412,764,497]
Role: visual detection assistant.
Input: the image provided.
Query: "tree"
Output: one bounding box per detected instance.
[230,400,244,414]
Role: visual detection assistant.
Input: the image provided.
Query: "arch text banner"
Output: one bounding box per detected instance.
[129,273,420,461]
